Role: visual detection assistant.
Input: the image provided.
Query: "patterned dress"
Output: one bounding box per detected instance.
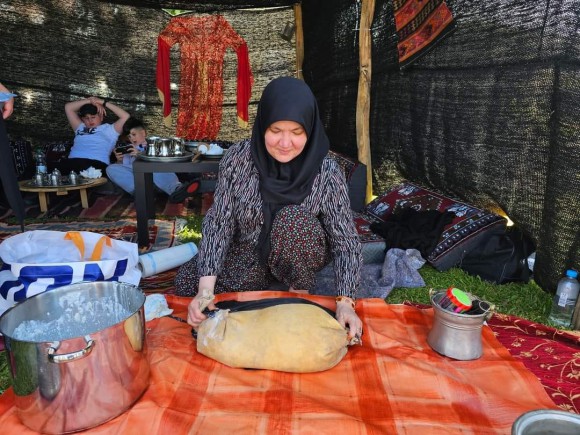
[175,139,362,299]
[157,15,253,139]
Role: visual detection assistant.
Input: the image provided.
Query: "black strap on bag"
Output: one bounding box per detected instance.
[191,298,336,340]
[458,226,535,284]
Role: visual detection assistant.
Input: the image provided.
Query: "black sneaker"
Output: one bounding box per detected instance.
[168,178,201,203]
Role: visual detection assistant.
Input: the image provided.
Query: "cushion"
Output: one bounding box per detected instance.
[197,298,349,373]
[355,181,507,270]
[328,150,367,212]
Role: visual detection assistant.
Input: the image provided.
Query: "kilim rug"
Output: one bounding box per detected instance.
[393,0,456,69]
[0,190,204,221]
[0,218,179,251]
[405,302,580,413]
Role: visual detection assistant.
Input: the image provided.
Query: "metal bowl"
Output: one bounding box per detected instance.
[512,409,580,435]
[184,141,209,153]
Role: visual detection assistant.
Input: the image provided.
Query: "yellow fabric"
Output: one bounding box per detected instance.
[64,231,112,260]
[197,303,348,372]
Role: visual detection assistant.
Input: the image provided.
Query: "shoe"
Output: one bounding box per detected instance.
[168,178,200,203]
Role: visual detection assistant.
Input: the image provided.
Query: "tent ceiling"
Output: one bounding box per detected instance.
[96,0,297,10]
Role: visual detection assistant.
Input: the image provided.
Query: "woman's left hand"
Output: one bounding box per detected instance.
[336,301,363,341]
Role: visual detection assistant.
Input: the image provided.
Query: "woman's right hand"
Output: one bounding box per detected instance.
[187,288,217,328]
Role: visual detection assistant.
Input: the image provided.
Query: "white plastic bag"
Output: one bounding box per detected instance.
[0,230,141,316]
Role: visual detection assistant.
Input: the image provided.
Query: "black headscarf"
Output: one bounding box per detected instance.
[250,77,330,264]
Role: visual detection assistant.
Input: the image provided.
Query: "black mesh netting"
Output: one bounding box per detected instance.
[1,0,578,293]
[302,0,579,293]
[0,1,295,143]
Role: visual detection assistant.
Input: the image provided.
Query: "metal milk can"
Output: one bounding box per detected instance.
[50,169,61,186]
[146,137,159,156]
[158,138,172,157]
[427,289,494,361]
[172,137,184,156]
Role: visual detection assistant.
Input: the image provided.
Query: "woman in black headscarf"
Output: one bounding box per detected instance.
[176,77,362,338]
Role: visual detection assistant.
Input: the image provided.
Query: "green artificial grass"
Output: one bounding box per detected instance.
[175,214,204,244]
[387,265,554,325]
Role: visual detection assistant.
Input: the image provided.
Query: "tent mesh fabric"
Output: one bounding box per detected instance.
[0,1,295,143]
[0,0,578,292]
[303,0,579,293]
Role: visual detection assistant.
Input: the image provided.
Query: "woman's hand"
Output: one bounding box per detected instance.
[336,299,363,341]
[187,288,217,328]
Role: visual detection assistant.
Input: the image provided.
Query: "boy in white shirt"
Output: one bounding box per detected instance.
[54,96,130,175]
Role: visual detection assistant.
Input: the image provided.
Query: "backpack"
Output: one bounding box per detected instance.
[458,226,535,284]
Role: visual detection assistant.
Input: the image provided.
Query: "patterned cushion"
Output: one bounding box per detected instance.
[328,150,366,212]
[355,181,507,269]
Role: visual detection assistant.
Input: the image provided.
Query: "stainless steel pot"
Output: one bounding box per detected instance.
[427,290,494,360]
[512,409,580,434]
[0,281,150,434]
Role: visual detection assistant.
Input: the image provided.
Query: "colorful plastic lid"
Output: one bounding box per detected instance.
[447,287,472,310]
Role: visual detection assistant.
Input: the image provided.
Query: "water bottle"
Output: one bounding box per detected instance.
[548,269,580,328]
[34,148,47,174]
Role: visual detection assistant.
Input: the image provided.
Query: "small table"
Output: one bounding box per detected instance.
[133,159,220,247]
[19,177,108,212]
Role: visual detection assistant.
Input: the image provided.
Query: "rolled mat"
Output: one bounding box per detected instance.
[138,242,197,278]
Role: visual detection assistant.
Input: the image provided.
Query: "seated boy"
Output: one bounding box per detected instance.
[106,118,199,203]
[52,96,130,175]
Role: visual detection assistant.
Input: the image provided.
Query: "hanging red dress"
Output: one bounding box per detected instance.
[157,15,253,140]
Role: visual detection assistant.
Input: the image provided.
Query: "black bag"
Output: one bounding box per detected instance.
[458,227,535,284]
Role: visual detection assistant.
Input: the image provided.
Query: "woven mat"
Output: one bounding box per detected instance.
[0,292,559,434]
[0,218,179,252]
[0,188,204,221]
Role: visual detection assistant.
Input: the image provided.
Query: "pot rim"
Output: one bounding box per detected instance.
[0,281,145,342]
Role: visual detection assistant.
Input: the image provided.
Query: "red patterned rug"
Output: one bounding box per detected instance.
[0,190,204,221]
[405,302,580,413]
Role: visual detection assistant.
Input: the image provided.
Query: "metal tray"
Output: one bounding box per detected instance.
[22,178,94,188]
[136,151,194,163]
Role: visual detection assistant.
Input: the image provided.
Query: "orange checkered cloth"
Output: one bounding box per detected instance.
[0,291,558,434]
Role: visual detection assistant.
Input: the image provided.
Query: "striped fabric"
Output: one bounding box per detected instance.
[0,291,558,433]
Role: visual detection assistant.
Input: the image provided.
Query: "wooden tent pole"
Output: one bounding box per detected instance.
[356,0,375,203]
[294,3,304,80]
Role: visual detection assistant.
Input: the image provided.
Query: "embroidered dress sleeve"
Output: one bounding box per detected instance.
[235,43,252,128]
[197,146,240,276]
[220,17,253,129]
[156,18,183,127]
[319,160,362,300]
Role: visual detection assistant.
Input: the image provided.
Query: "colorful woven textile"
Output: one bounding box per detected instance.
[0,292,558,433]
[356,181,506,269]
[393,0,456,68]
[0,219,178,252]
